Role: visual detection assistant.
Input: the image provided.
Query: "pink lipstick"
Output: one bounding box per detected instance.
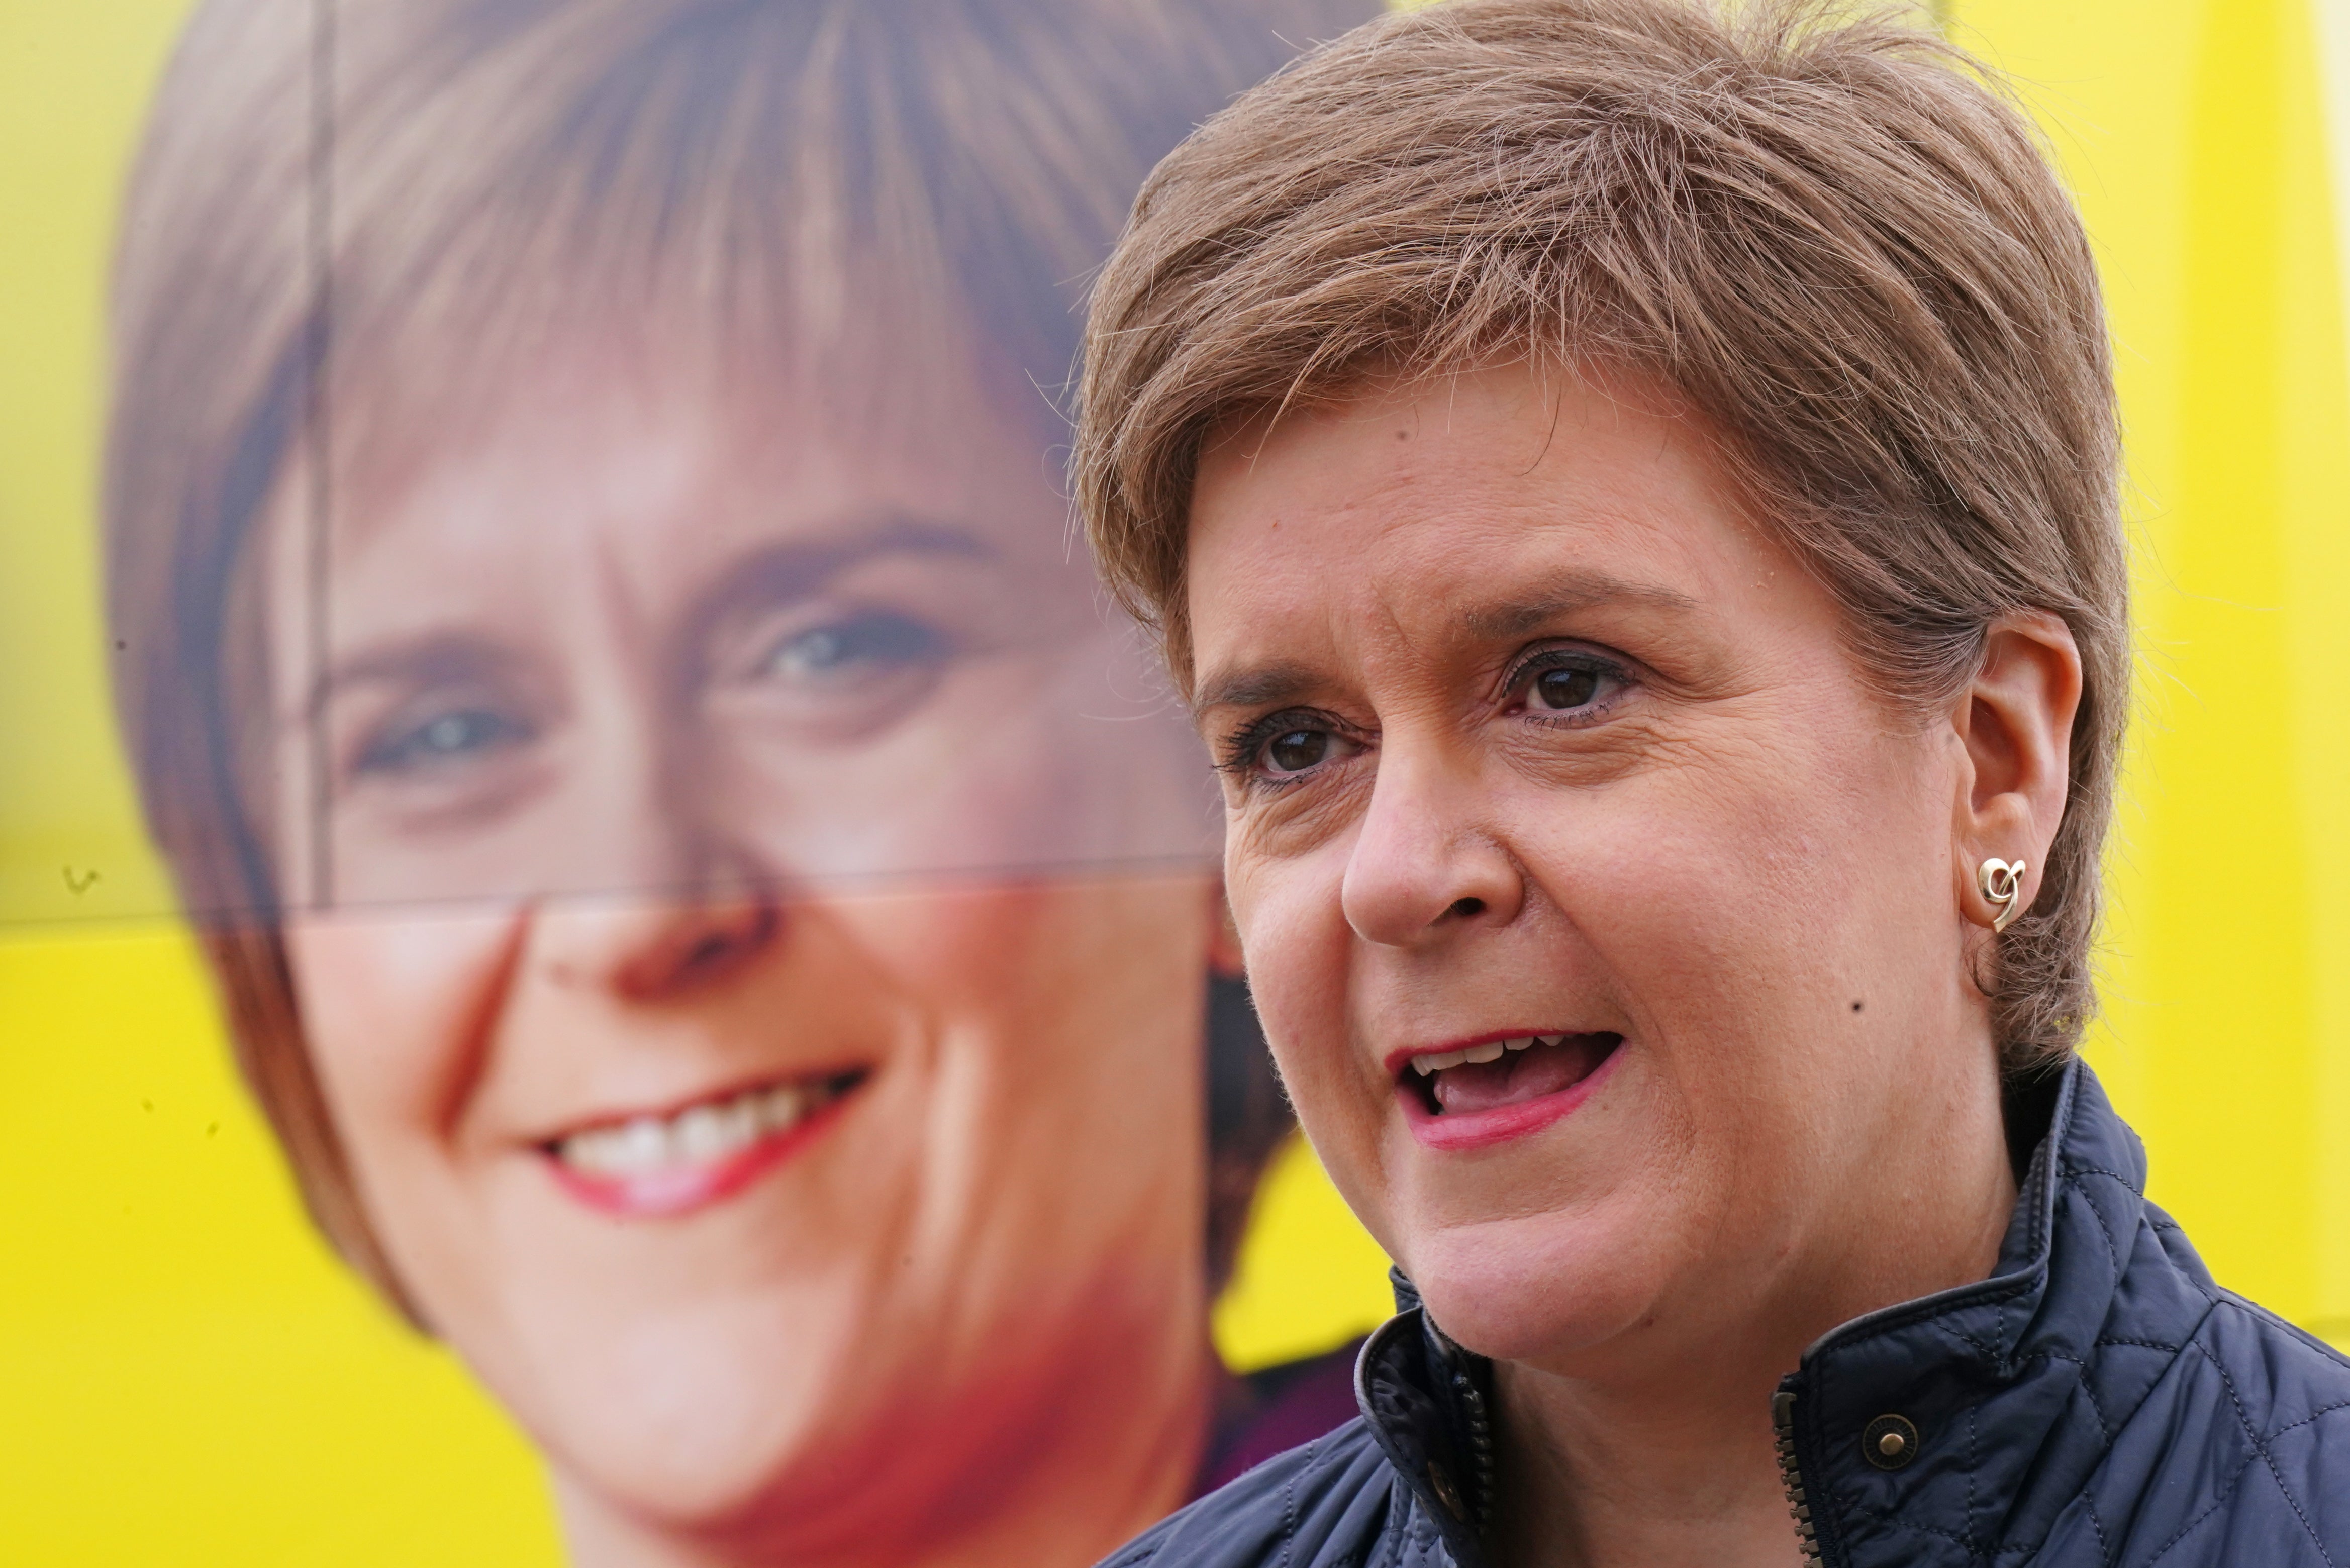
[543,1069,864,1218]
[1393,1031,1622,1151]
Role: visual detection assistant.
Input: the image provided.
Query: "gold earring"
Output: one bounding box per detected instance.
[1977,858,2027,933]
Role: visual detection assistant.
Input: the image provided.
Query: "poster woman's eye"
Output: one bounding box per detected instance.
[758,611,945,684]
[354,704,534,776]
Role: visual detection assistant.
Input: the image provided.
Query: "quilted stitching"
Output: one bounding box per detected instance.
[1093,1062,2350,1568]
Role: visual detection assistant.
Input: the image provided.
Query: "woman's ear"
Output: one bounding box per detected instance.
[1951,611,2083,929]
[1206,876,1247,978]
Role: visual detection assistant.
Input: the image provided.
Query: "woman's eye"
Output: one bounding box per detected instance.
[1522,658,1623,716]
[1264,728,1332,775]
[1533,666,1601,710]
[1233,718,1357,782]
[355,706,532,775]
[758,612,943,682]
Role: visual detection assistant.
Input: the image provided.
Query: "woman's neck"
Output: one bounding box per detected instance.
[1490,1343,1818,1568]
[1487,1080,2019,1568]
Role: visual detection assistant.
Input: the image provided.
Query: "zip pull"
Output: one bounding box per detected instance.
[1772,1390,1825,1564]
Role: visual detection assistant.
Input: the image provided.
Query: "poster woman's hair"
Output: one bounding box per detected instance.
[108,0,1345,1309]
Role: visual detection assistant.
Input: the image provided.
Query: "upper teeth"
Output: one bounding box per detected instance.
[555,1079,835,1178]
[1411,1037,1561,1075]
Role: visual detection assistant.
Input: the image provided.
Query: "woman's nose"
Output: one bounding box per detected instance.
[1338,747,1524,948]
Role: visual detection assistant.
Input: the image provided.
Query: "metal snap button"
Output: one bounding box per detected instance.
[1426,1459,1465,1518]
[1862,1413,1920,1470]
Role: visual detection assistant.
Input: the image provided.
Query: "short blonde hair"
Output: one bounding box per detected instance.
[1075,0,2126,1072]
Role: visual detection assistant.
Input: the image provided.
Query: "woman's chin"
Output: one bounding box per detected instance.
[1403,1207,1690,1368]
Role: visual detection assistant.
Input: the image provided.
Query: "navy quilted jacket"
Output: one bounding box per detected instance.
[1108,1061,2350,1566]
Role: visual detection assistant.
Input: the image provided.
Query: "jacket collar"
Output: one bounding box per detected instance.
[1353,1059,2194,1565]
[1779,1058,2214,1563]
[1355,1270,1496,1564]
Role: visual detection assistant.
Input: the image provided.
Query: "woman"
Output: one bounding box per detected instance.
[1073,1,2350,1564]
[104,1,1366,1564]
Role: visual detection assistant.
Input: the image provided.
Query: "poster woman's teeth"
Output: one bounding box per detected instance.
[555,1079,841,1177]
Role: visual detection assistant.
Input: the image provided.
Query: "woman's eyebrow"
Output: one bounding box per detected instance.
[1192,661,1324,718]
[1459,571,1701,639]
[1193,574,1701,716]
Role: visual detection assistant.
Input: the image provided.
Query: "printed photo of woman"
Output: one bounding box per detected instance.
[101,2,1370,1564]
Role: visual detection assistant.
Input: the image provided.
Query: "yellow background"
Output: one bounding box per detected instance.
[3,0,2346,1560]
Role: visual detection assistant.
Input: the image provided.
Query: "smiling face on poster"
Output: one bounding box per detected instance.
[102,2,1372,1563]
[265,338,1226,1561]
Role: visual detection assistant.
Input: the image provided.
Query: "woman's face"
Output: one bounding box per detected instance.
[1188,364,2024,1383]
[263,343,1220,1551]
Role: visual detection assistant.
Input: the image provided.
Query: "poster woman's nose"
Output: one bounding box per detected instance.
[530,850,783,1003]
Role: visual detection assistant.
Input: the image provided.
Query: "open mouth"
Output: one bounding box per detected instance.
[1397,1032,1622,1148]
[543,1067,868,1218]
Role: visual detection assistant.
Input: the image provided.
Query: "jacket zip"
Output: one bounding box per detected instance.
[1772,1390,1824,1565]
[1456,1372,1495,1528]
